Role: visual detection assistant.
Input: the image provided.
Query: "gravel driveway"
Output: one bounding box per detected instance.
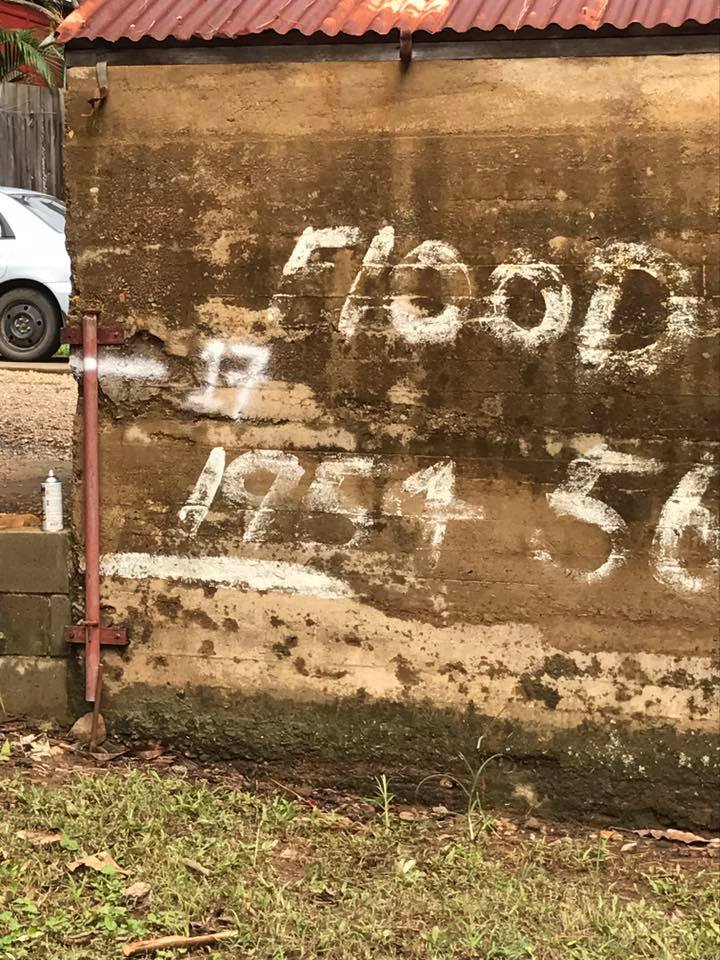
[0,368,76,516]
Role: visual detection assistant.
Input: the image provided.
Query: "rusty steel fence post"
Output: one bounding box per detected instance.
[82,311,101,701]
[62,312,128,709]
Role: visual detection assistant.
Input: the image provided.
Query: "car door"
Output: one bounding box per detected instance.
[0,194,14,280]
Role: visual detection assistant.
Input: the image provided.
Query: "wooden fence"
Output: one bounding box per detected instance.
[0,82,64,198]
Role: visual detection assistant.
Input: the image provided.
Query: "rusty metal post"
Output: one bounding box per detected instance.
[62,313,128,703]
[82,311,101,702]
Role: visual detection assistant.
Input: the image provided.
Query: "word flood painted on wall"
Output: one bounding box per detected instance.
[279,229,716,375]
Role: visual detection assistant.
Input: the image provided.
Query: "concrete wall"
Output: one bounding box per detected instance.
[64,55,719,824]
[0,531,73,721]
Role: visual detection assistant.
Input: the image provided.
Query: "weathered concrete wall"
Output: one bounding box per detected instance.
[0,530,74,720]
[64,55,719,824]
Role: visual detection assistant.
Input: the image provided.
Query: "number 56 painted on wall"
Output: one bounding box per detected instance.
[532,444,719,594]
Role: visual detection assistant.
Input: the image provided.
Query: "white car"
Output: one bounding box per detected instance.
[0,187,71,361]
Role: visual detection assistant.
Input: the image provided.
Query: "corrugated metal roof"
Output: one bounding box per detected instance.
[55,0,720,44]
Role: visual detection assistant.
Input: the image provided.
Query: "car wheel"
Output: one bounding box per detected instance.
[0,287,61,362]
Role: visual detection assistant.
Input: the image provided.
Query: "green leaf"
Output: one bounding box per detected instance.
[0,739,11,761]
[0,28,62,87]
[60,835,79,852]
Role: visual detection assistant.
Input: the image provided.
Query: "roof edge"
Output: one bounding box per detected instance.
[54,1,720,46]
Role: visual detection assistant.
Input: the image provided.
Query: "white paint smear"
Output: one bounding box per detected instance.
[651,461,719,594]
[70,354,169,382]
[223,450,305,543]
[100,552,353,600]
[306,456,377,543]
[338,226,395,339]
[389,298,465,346]
[388,240,472,345]
[578,241,700,374]
[383,461,484,561]
[178,447,226,537]
[473,253,573,350]
[282,226,362,276]
[185,340,270,420]
[541,444,662,583]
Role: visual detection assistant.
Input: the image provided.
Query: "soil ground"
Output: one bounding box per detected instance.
[0,720,718,960]
[0,367,76,515]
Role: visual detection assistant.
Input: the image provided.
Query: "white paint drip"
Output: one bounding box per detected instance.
[185,340,270,419]
[388,240,472,345]
[100,552,353,599]
[306,456,377,543]
[70,354,169,382]
[540,444,662,583]
[178,447,226,537]
[383,462,484,561]
[473,252,573,350]
[338,226,395,338]
[578,241,700,373]
[651,461,719,593]
[222,450,305,543]
[282,226,362,276]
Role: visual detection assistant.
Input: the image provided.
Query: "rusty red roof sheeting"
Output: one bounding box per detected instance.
[55,0,720,43]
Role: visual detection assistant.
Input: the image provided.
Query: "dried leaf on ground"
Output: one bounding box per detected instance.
[67,851,129,875]
[19,734,53,761]
[599,830,624,841]
[133,745,165,761]
[621,842,638,853]
[278,846,300,861]
[635,828,711,845]
[181,857,210,877]
[60,932,94,945]
[123,881,152,900]
[16,830,63,846]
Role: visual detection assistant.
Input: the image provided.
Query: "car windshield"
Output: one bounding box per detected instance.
[12,194,66,233]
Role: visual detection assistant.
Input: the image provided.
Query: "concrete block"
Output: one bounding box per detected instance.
[0,531,69,594]
[0,656,72,723]
[0,594,70,657]
[49,595,72,656]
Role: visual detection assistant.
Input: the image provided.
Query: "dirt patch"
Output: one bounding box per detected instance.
[0,368,76,514]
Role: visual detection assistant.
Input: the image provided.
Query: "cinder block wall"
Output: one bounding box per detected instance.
[0,531,73,721]
[64,55,719,825]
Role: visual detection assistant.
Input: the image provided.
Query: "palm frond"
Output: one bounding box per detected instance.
[0,28,61,87]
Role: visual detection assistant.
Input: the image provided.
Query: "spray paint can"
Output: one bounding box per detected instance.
[41,470,64,532]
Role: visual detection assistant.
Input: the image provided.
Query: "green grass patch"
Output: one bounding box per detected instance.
[0,770,717,959]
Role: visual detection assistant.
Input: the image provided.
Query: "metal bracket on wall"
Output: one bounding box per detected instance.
[61,322,125,346]
[89,59,109,110]
[66,626,129,647]
[399,30,413,65]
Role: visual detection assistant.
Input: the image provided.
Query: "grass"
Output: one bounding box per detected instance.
[0,769,718,959]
